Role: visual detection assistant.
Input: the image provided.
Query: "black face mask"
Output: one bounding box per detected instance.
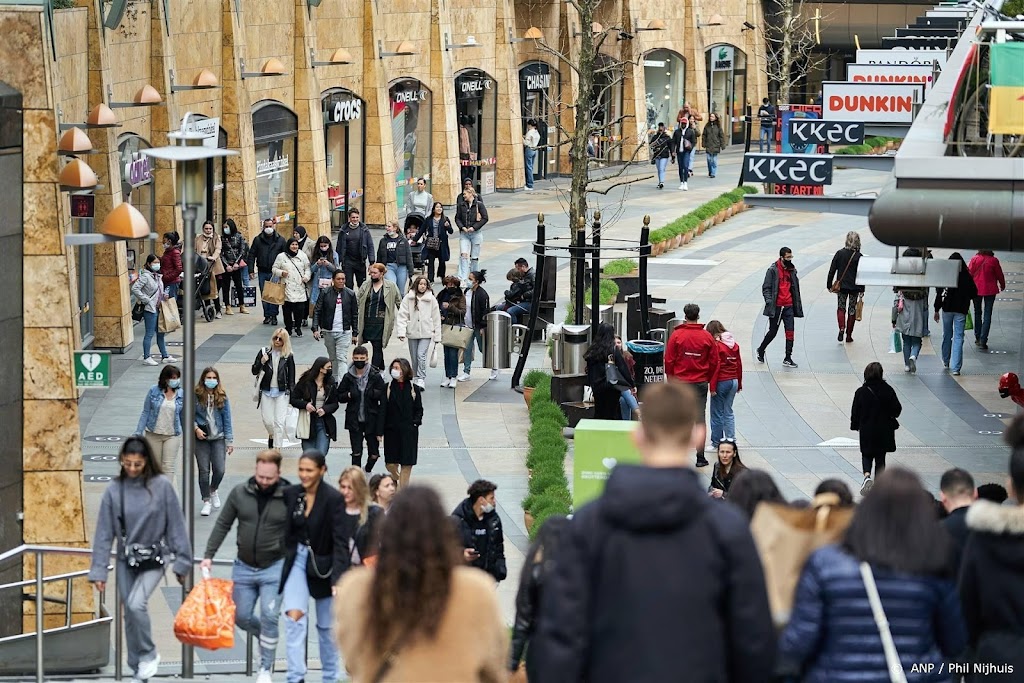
[353,360,367,369]
[784,259,795,270]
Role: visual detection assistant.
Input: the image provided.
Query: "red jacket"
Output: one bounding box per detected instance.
[711,334,743,393]
[160,245,183,286]
[665,323,720,384]
[968,253,1005,297]
[776,260,793,307]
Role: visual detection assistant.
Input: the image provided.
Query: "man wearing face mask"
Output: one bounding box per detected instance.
[756,247,803,368]
[312,270,359,378]
[451,479,507,584]
[337,208,376,289]
[248,218,288,325]
[336,346,386,471]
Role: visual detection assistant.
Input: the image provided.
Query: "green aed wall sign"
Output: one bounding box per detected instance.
[74,351,111,389]
[573,419,642,508]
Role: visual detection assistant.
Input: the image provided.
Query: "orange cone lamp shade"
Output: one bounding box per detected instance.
[59,159,99,188]
[86,104,118,127]
[194,69,218,87]
[134,84,162,105]
[57,127,93,154]
[101,202,151,239]
[262,58,286,74]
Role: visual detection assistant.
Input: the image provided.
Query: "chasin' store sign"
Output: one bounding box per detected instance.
[524,73,550,90]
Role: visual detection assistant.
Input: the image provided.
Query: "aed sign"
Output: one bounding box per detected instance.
[856,48,947,69]
[846,63,934,85]
[741,153,834,186]
[74,351,111,389]
[788,120,865,146]
[822,82,925,124]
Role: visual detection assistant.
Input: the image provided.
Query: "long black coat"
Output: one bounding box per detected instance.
[336,367,386,433]
[416,215,454,262]
[850,378,902,454]
[827,247,864,293]
[279,482,350,599]
[289,379,341,441]
[585,347,633,420]
[383,380,423,466]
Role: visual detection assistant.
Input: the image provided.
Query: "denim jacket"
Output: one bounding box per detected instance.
[194,395,234,443]
[310,252,340,292]
[135,385,183,436]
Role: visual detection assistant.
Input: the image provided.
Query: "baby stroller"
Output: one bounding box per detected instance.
[194,256,218,322]
[405,211,427,276]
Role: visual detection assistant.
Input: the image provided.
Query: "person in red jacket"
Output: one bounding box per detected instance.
[967,249,1005,350]
[159,231,184,300]
[756,247,803,368]
[664,303,719,467]
[706,320,742,450]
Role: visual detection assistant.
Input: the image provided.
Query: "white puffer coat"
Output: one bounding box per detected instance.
[395,289,442,341]
[272,250,312,303]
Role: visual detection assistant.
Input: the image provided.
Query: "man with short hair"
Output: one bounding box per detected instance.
[758,97,777,153]
[336,345,386,471]
[940,467,977,571]
[202,450,291,683]
[523,119,541,190]
[452,480,507,583]
[248,218,287,325]
[533,382,775,683]
[495,258,535,324]
[337,208,375,289]
[757,247,803,368]
[664,303,720,467]
[312,269,358,379]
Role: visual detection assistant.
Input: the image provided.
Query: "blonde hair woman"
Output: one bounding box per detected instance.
[338,466,385,567]
[395,275,442,388]
[194,366,234,517]
[251,328,296,449]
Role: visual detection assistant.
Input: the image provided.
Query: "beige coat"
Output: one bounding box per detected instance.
[271,251,312,303]
[334,566,508,683]
[195,233,225,277]
[395,290,442,342]
[357,279,401,348]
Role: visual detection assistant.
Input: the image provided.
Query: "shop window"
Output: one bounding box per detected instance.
[322,89,366,231]
[706,45,749,145]
[253,102,299,225]
[519,61,560,178]
[455,69,497,194]
[643,50,686,130]
[390,80,432,218]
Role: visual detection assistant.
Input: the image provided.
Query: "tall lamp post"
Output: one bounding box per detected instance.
[141,139,237,679]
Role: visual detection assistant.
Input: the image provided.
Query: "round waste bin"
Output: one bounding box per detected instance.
[561,324,591,375]
[483,311,512,369]
[627,339,665,397]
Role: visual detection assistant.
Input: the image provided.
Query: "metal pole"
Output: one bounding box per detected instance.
[639,217,652,339]
[246,633,254,676]
[180,158,197,679]
[573,220,586,325]
[590,211,601,337]
[114,586,123,681]
[738,104,753,189]
[35,553,43,683]
[511,215,546,389]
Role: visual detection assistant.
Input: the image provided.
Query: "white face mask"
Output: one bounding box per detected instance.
[390,369,403,380]
[481,502,495,514]
[223,227,230,235]
[263,227,275,235]
[150,262,161,272]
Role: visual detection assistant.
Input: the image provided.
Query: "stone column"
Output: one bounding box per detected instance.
[494,0,526,191]
[294,0,330,238]
[222,0,261,242]
[361,0,397,226]
[428,0,461,206]
[618,13,649,164]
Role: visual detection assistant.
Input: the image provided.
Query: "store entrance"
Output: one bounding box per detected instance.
[519,62,557,178]
[323,89,366,231]
[455,69,497,193]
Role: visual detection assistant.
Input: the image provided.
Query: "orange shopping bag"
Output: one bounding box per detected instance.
[173,568,236,650]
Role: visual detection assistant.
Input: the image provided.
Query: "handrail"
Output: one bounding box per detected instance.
[0,544,94,565]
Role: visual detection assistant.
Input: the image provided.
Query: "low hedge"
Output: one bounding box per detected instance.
[833,136,902,155]
[565,278,619,324]
[649,185,758,245]
[521,370,573,539]
[602,258,639,276]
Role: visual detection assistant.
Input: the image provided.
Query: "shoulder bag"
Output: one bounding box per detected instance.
[252,348,267,404]
[120,480,165,573]
[605,355,627,389]
[831,252,856,293]
[295,493,333,580]
[261,275,287,306]
[441,323,473,349]
[860,562,909,683]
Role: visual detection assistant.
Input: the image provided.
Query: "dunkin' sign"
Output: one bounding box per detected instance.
[846,63,935,85]
[821,82,926,124]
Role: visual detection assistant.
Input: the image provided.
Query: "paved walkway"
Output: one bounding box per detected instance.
[74,147,1023,680]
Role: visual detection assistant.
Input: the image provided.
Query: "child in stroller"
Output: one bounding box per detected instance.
[193,252,219,322]
[405,212,426,277]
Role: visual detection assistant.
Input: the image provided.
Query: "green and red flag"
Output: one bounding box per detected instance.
[988,42,1024,135]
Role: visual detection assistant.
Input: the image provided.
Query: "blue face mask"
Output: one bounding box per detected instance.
[204,379,218,389]
[168,379,181,389]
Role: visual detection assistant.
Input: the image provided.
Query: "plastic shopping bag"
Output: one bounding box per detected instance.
[285,405,299,444]
[889,330,903,354]
[965,309,974,331]
[173,569,235,650]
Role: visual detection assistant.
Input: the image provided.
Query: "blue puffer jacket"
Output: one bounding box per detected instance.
[780,544,965,683]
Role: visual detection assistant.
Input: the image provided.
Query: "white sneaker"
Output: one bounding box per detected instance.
[200,501,212,516]
[489,369,499,381]
[211,491,221,509]
[456,372,471,382]
[162,355,178,364]
[908,356,917,374]
[215,311,223,319]
[142,357,159,366]
[440,378,451,388]
[412,378,425,389]
[136,652,160,680]
[678,182,686,190]
[256,670,273,683]
[860,475,873,496]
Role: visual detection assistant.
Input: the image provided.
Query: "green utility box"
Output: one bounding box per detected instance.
[573,419,641,507]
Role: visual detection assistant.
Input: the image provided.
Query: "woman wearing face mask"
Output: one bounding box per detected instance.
[419,201,454,283]
[272,238,312,338]
[134,364,184,474]
[253,329,297,449]
[309,235,339,322]
[290,357,340,458]
[280,451,349,683]
[702,113,725,178]
[708,440,746,499]
[132,254,178,366]
[377,220,415,292]
[196,220,225,318]
[89,437,191,682]
[383,358,423,488]
[194,366,233,517]
[294,226,315,329]
[396,276,442,389]
[219,218,250,315]
[459,269,497,382]
[437,275,467,388]
[159,231,184,300]
[369,473,398,512]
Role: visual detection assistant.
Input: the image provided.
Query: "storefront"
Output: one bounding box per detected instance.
[322,88,366,230]
[389,79,432,218]
[518,61,559,178]
[706,44,748,145]
[252,101,298,227]
[591,55,624,163]
[454,69,497,194]
[118,134,156,276]
[178,114,229,230]
[643,49,686,130]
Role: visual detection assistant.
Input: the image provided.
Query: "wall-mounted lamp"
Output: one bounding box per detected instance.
[445,33,480,51]
[59,158,100,191]
[170,68,219,92]
[310,47,353,67]
[742,21,757,31]
[99,202,152,239]
[58,104,121,131]
[57,127,100,157]
[107,84,163,109]
[697,14,723,28]
[636,19,666,31]
[241,58,288,79]
[509,26,544,43]
[378,40,416,58]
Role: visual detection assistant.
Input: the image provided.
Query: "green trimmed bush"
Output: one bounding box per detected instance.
[602,258,638,276]
[530,399,566,423]
[523,369,548,389]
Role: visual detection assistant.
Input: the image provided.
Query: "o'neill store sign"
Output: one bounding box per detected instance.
[456,75,493,99]
[822,82,925,124]
[712,45,734,71]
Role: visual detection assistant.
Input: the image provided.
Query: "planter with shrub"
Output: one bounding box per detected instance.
[520,372,572,538]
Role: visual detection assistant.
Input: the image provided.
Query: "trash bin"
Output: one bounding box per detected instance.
[650,328,668,343]
[561,324,591,375]
[548,324,564,373]
[511,324,529,356]
[483,310,512,369]
[666,317,685,337]
[583,303,614,327]
[627,339,665,397]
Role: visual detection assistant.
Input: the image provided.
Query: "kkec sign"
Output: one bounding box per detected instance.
[847,63,935,85]
[741,154,834,186]
[856,49,947,69]
[822,82,925,124]
[788,120,865,146]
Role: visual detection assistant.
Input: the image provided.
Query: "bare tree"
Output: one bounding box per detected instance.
[759,0,829,104]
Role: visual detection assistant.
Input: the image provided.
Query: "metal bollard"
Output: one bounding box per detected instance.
[35,553,43,683]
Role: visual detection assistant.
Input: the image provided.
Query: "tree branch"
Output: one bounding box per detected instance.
[586,173,654,195]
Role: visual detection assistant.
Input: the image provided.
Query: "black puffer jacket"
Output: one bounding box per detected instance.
[466,285,491,331]
[452,498,507,582]
[247,230,287,275]
[761,260,804,318]
[934,258,978,315]
[336,365,386,433]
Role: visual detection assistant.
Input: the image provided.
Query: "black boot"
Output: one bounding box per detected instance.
[696,452,709,468]
[268,437,274,449]
[364,456,379,474]
[351,453,363,468]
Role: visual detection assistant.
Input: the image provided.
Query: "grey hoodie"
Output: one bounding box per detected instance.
[89,474,192,580]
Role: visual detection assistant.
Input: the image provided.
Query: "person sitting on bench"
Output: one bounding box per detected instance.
[495,258,534,324]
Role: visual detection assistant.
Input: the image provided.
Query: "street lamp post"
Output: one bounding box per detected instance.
[141,140,237,679]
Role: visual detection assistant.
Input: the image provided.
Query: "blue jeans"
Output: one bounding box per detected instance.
[444,345,460,379]
[258,271,280,317]
[759,127,773,152]
[233,558,283,672]
[463,328,483,374]
[506,301,532,324]
[458,231,484,282]
[282,545,339,683]
[655,157,669,184]
[678,151,692,182]
[706,153,719,176]
[141,309,168,359]
[710,378,738,447]
[524,147,537,188]
[973,294,995,344]
[385,263,408,292]
[902,334,923,366]
[619,390,639,420]
[941,312,967,371]
[301,415,330,457]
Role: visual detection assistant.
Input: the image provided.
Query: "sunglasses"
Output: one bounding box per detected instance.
[273,336,283,341]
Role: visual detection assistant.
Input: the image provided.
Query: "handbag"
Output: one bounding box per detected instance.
[158,297,181,333]
[305,544,333,580]
[605,355,626,388]
[429,341,439,368]
[965,309,974,331]
[296,408,311,440]
[131,301,146,322]
[252,347,266,404]
[860,562,909,683]
[856,294,864,321]
[890,330,903,354]
[441,324,474,349]
[425,232,441,251]
[261,276,286,306]
[120,481,164,573]
[831,253,856,294]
